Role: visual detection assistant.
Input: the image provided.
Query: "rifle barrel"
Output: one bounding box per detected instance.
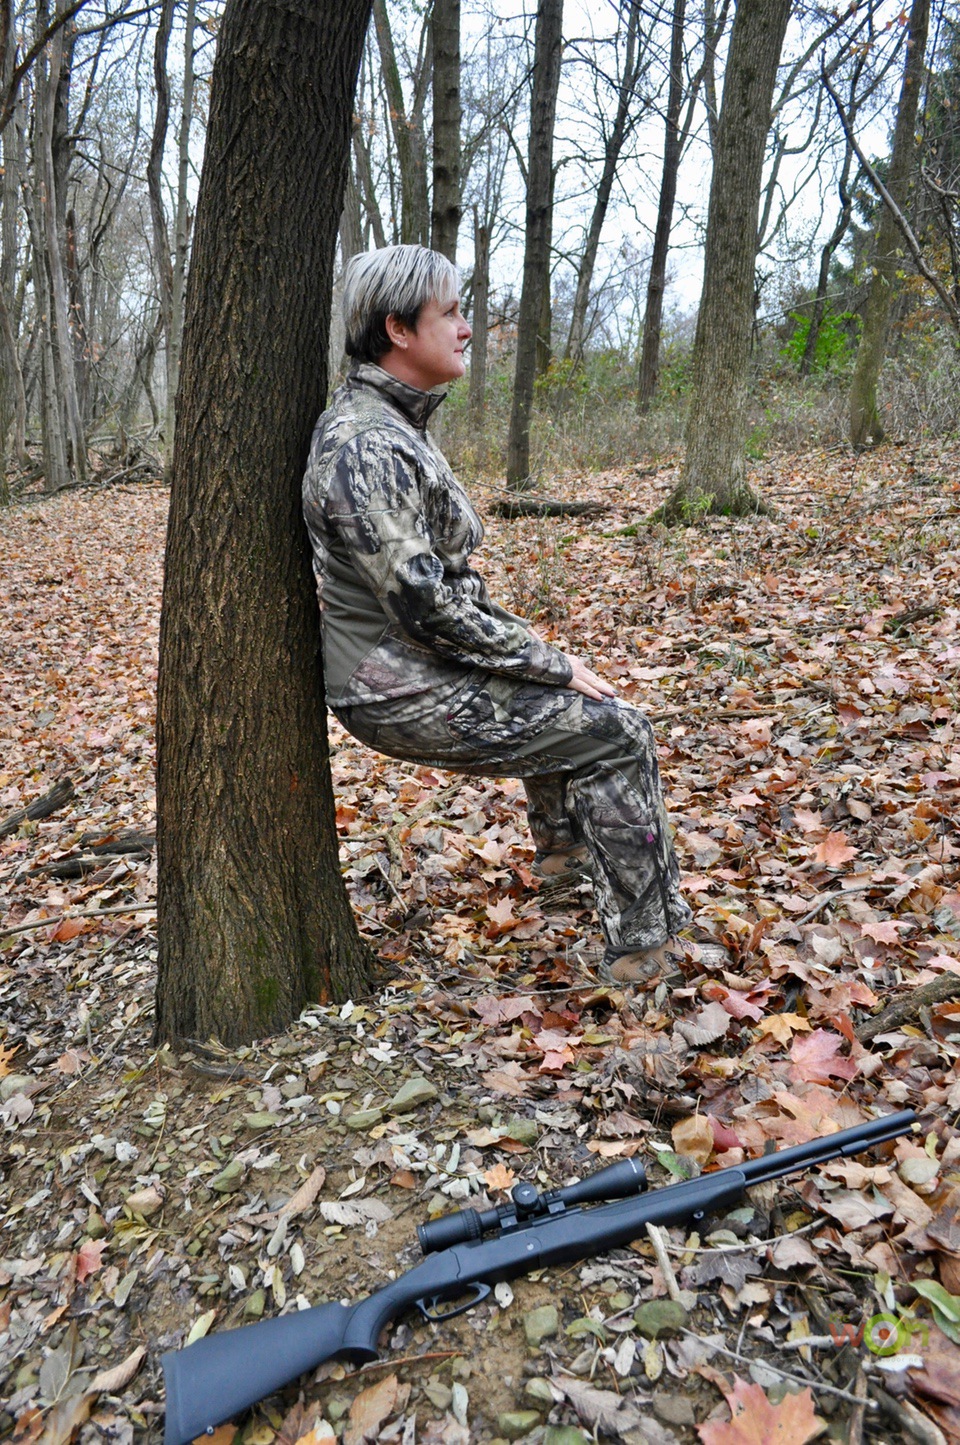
[738,1109,916,1187]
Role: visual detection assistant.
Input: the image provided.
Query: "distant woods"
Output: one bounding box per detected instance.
[2,0,959,513]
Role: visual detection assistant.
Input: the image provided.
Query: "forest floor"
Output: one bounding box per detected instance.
[1,441,960,1445]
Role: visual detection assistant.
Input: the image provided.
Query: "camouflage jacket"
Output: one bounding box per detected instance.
[302,363,572,705]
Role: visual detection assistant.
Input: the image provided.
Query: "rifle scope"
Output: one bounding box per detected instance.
[418,1155,647,1254]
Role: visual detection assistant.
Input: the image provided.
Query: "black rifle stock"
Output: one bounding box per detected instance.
[162,1108,916,1444]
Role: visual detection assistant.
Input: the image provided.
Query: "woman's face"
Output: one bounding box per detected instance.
[384,295,472,391]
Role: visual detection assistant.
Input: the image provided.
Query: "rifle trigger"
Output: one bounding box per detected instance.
[416,1283,491,1322]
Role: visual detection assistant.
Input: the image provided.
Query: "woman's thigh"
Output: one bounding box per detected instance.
[335,672,651,781]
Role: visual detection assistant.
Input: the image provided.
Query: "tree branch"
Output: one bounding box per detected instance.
[821,62,960,333]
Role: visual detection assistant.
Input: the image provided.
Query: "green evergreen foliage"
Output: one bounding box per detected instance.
[781,308,859,372]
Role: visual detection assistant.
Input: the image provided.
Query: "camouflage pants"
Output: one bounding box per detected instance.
[335,668,691,954]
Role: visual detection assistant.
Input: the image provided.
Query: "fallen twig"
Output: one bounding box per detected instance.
[0,775,75,838]
[858,972,960,1043]
[0,902,156,940]
[680,1329,878,1409]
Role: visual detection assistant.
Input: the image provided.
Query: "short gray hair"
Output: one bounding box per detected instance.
[344,245,460,363]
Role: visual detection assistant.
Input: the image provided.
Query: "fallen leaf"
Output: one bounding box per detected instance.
[813,831,857,867]
[675,1002,731,1048]
[789,1030,858,1085]
[89,1343,147,1394]
[697,1375,823,1444]
[75,1239,105,1284]
[756,1013,811,1045]
[344,1374,407,1445]
[672,1115,714,1166]
[483,1163,517,1192]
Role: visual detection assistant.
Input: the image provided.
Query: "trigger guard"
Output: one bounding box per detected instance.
[416,1282,491,1322]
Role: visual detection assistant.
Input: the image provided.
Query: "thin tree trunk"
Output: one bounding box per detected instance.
[657,0,791,523]
[353,119,387,248]
[506,0,563,489]
[168,0,196,452]
[0,9,27,483]
[155,0,374,1046]
[638,0,685,410]
[431,0,460,261]
[469,209,489,421]
[566,0,645,366]
[800,139,855,376]
[147,0,174,460]
[33,13,85,487]
[848,0,930,448]
[372,0,429,246]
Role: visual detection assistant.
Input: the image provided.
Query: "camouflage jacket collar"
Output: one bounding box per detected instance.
[349,363,446,431]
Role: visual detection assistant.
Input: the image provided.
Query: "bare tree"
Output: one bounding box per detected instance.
[431,0,460,260]
[372,0,429,246]
[847,0,931,446]
[656,0,792,522]
[564,0,649,366]
[506,0,563,489]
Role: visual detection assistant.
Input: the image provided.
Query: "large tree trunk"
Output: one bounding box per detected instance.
[657,0,791,523]
[848,0,929,448]
[506,0,563,489]
[566,0,645,367]
[637,0,685,410]
[155,0,374,1047]
[430,0,460,261]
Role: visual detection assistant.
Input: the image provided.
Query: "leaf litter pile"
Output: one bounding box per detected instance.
[1,445,959,1445]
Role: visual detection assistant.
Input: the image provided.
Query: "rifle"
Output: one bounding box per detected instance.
[162,1108,916,1444]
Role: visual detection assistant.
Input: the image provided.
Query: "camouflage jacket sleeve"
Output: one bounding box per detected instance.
[326,433,573,686]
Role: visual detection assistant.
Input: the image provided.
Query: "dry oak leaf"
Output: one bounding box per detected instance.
[0,1040,19,1076]
[672,1114,715,1166]
[674,1001,731,1049]
[789,1030,857,1085]
[813,831,857,867]
[344,1374,409,1445]
[697,1375,823,1445]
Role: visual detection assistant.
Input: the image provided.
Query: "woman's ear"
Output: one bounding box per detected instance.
[384,313,408,350]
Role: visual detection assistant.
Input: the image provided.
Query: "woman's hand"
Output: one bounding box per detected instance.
[564,654,617,701]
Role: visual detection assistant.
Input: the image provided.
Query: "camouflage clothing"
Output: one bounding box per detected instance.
[303,365,691,954]
[302,363,572,704]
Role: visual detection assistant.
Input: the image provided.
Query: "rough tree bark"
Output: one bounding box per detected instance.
[506,0,563,489]
[430,0,460,261]
[657,0,791,522]
[848,0,930,448]
[155,0,374,1046]
[637,0,685,410]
